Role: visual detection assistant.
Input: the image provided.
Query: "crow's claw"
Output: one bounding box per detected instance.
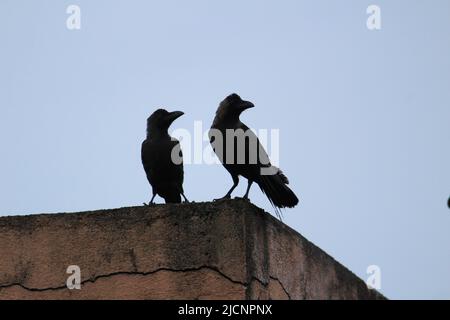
[213,195,231,202]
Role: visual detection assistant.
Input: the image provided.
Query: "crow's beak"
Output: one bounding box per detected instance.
[240,100,255,110]
[166,111,184,124]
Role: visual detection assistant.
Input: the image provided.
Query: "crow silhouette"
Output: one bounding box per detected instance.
[210,93,298,217]
[142,109,188,204]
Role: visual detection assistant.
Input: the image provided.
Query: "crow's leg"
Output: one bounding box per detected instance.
[235,180,253,201]
[181,193,190,203]
[243,180,253,200]
[143,193,156,206]
[215,175,239,201]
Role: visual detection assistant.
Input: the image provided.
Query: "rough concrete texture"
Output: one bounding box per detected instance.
[0,200,385,300]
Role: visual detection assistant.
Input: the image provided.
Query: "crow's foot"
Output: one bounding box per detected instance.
[213,195,231,201]
[234,196,251,202]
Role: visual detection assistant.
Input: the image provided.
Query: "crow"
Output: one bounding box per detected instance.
[209,93,299,217]
[141,109,188,204]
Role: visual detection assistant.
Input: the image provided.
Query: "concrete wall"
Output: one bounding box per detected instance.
[0,200,384,299]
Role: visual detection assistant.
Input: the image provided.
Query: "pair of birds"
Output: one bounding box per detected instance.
[141,93,299,215]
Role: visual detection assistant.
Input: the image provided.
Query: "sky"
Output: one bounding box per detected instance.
[0,0,449,299]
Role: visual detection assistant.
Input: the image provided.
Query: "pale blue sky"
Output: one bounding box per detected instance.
[1,0,449,299]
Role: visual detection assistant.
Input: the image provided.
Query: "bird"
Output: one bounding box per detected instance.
[141,109,188,204]
[209,93,299,217]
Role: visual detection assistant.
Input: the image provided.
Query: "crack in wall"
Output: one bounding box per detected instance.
[269,276,291,300]
[240,206,292,300]
[0,265,291,299]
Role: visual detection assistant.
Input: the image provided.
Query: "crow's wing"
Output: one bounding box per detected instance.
[142,137,184,192]
[238,122,272,169]
[141,139,157,187]
[169,138,184,192]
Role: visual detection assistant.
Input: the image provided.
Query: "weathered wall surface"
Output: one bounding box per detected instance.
[0,200,384,300]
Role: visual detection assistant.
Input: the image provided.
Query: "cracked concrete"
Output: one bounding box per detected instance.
[0,266,293,300]
[0,200,385,299]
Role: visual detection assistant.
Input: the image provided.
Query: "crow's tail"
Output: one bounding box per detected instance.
[258,168,299,217]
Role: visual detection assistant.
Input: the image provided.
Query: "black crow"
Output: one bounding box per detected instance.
[142,109,188,204]
[210,93,299,216]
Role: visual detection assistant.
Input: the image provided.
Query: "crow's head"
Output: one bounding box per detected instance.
[216,93,255,120]
[147,109,184,133]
